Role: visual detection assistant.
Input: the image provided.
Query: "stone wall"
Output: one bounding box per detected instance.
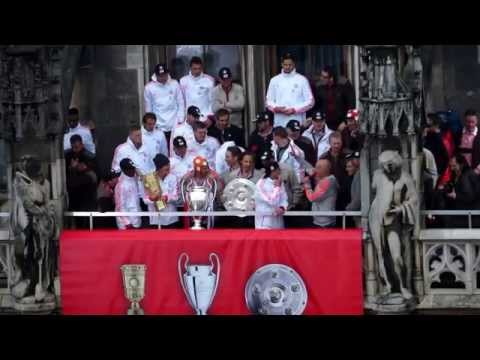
[70,45,145,178]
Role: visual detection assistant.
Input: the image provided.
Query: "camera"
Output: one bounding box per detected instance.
[443,182,454,194]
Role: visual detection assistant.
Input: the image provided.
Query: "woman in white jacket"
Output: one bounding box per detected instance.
[254,161,288,229]
[143,154,179,228]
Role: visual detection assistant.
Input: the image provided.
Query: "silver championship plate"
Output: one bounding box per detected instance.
[120,264,147,315]
[178,253,220,315]
[245,264,308,315]
[222,178,256,216]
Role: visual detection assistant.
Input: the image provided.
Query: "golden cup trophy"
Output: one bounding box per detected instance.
[142,173,166,210]
[121,264,147,315]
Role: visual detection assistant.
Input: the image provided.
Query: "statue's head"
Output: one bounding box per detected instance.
[378,150,403,181]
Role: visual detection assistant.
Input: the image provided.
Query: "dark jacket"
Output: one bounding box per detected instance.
[208,124,245,148]
[315,81,355,131]
[451,168,480,211]
[341,128,365,153]
[248,130,274,169]
[471,134,480,171]
[294,136,317,167]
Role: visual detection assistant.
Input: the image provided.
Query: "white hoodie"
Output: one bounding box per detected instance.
[271,139,305,183]
[180,71,215,122]
[114,173,141,230]
[144,74,185,132]
[266,69,314,128]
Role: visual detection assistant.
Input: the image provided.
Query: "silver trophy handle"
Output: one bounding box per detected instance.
[208,252,221,309]
[177,253,193,308]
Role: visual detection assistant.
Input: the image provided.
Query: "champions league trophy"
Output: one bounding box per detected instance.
[121,264,147,315]
[245,264,308,315]
[142,173,166,210]
[182,182,215,230]
[178,253,221,315]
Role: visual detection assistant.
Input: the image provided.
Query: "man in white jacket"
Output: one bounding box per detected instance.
[144,63,185,143]
[302,110,333,160]
[266,53,315,128]
[143,154,180,228]
[187,121,220,170]
[111,124,157,202]
[63,108,96,154]
[180,57,215,125]
[115,158,141,230]
[170,105,200,153]
[169,136,193,182]
[141,112,169,157]
[271,126,305,183]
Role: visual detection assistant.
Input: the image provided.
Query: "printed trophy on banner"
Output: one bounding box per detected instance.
[245,264,308,315]
[142,172,166,210]
[178,253,220,315]
[120,264,147,315]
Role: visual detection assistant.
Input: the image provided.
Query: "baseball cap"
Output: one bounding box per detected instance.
[254,111,273,123]
[286,119,301,131]
[154,63,168,76]
[119,158,136,172]
[187,105,202,118]
[260,149,274,162]
[312,110,325,121]
[218,67,232,79]
[173,136,187,148]
[345,151,361,160]
[346,109,359,121]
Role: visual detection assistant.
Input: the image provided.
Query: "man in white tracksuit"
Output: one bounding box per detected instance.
[141,112,169,157]
[63,108,96,154]
[254,161,288,229]
[169,136,193,183]
[170,105,201,153]
[187,121,220,170]
[271,126,305,183]
[302,110,334,160]
[180,56,215,124]
[115,158,141,230]
[111,125,157,199]
[144,63,185,143]
[143,154,179,228]
[266,53,315,128]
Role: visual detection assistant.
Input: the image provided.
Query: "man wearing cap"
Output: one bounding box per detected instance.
[208,108,245,148]
[180,57,215,124]
[211,67,245,128]
[96,169,120,228]
[266,53,314,128]
[302,110,334,160]
[63,107,96,155]
[170,136,192,182]
[170,105,200,153]
[187,121,220,170]
[248,110,275,169]
[144,63,185,143]
[340,109,364,153]
[114,158,141,230]
[286,119,316,167]
[143,154,180,229]
[141,112,169,157]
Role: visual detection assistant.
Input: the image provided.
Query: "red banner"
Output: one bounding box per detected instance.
[60,229,363,315]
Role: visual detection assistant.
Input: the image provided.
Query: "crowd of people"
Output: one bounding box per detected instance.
[423,109,480,228]
[63,53,364,230]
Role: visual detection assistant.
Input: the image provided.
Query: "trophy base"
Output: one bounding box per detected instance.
[191,219,204,230]
[127,308,144,315]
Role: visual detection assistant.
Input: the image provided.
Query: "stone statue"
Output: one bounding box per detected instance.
[10,155,58,312]
[368,150,418,311]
